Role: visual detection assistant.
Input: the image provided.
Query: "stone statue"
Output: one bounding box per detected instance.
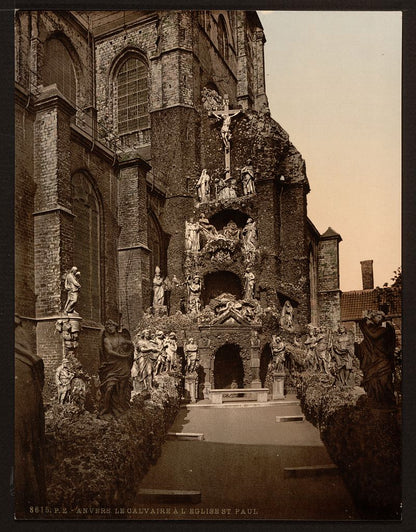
[201,86,223,111]
[185,218,200,252]
[271,335,286,372]
[14,316,46,515]
[240,159,256,195]
[251,330,261,348]
[196,169,211,203]
[354,310,396,407]
[63,266,81,314]
[154,330,167,375]
[164,332,178,372]
[198,214,217,243]
[222,220,240,241]
[210,94,241,150]
[187,274,202,313]
[304,324,318,369]
[215,171,237,201]
[55,317,81,357]
[55,358,75,404]
[280,300,295,331]
[241,218,258,262]
[99,320,134,419]
[315,327,332,374]
[244,268,256,300]
[153,266,165,307]
[332,326,354,386]
[133,329,159,391]
[185,338,199,373]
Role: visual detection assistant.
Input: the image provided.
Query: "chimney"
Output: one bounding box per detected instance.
[360,260,374,290]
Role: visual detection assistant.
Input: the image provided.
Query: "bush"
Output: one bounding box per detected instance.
[44,374,180,514]
[295,372,401,520]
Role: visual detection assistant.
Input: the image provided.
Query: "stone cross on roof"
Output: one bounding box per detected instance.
[210,94,241,175]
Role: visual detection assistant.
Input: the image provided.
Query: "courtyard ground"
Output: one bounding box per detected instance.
[132,395,359,520]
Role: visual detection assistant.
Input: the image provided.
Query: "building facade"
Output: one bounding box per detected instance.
[15,10,342,390]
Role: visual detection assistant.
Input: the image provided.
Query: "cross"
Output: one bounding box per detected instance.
[210,94,241,175]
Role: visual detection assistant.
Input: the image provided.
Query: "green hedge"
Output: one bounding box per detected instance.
[295,371,401,520]
[43,374,180,515]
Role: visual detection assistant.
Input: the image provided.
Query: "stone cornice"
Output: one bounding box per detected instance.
[33,205,75,218]
[118,157,151,172]
[70,124,117,165]
[118,244,151,253]
[34,85,76,116]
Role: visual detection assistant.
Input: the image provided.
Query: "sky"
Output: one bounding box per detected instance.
[258,11,401,291]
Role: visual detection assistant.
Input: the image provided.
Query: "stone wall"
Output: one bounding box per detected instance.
[295,372,401,520]
[43,374,180,517]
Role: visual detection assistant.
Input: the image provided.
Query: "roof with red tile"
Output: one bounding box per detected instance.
[341,287,401,321]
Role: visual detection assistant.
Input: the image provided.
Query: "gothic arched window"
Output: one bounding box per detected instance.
[217,15,229,61]
[116,56,149,135]
[148,212,164,278]
[72,173,101,321]
[43,37,76,104]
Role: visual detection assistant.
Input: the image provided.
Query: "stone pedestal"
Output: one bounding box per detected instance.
[272,371,285,400]
[184,372,199,403]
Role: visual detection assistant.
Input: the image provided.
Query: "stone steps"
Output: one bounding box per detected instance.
[276,415,305,422]
[183,399,300,409]
[167,432,205,441]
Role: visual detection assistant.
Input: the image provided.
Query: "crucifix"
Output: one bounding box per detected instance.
[210,94,241,175]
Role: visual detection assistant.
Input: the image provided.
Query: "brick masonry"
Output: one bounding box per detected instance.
[15,10,342,386]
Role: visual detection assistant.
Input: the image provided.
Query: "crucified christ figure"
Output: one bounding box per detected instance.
[210,95,241,152]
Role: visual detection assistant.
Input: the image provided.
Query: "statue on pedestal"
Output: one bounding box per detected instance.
[185,338,199,373]
[280,300,295,332]
[187,274,202,314]
[164,332,178,372]
[99,320,134,419]
[354,310,396,407]
[315,327,332,374]
[196,169,211,203]
[215,170,237,201]
[332,326,354,386]
[242,218,258,263]
[133,329,158,391]
[185,218,201,252]
[63,266,81,315]
[240,159,256,195]
[154,330,167,375]
[251,330,261,348]
[153,266,165,307]
[244,268,256,300]
[55,358,75,404]
[304,324,318,369]
[271,335,286,372]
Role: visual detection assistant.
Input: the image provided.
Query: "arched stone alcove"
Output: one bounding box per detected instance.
[202,271,243,306]
[209,209,249,231]
[213,343,244,389]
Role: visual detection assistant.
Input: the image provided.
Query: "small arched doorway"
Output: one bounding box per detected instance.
[213,344,244,389]
[260,344,272,389]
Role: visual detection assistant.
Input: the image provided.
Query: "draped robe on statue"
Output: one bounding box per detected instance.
[355,318,396,406]
[99,327,134,418]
